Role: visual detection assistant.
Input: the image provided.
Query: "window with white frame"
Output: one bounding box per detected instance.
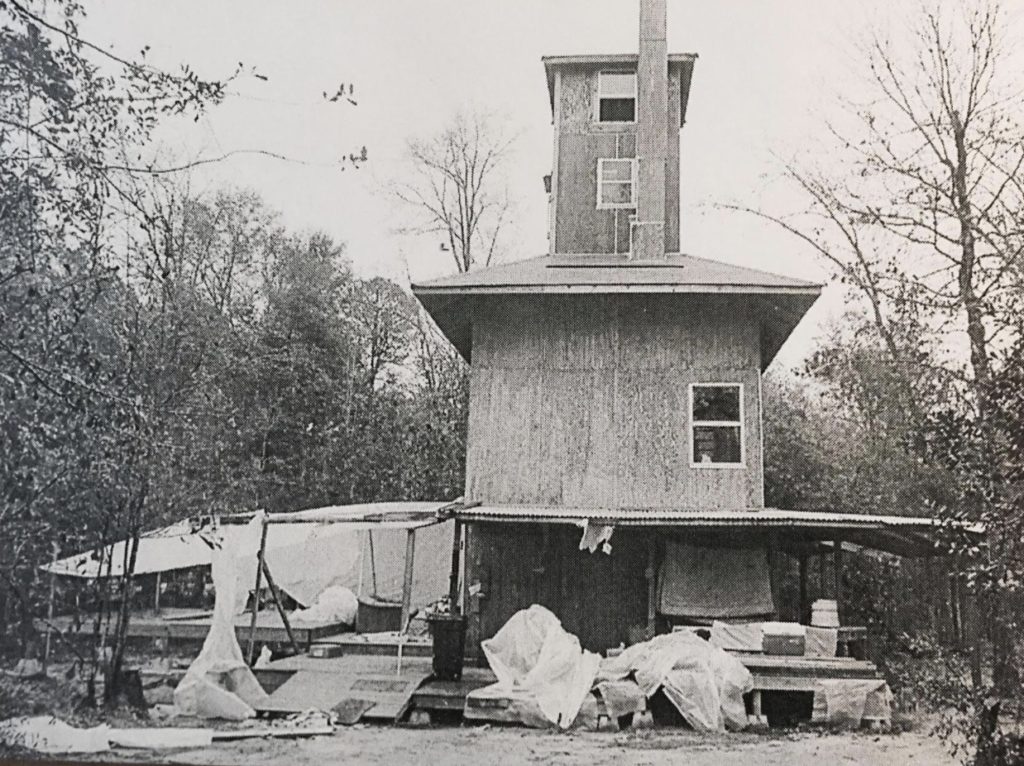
[597,158,636,209]
[690,384,744,466]
[596,71,636,122]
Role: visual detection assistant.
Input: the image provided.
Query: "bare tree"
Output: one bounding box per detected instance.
[393,110,516,273]
[725,0,1024,704]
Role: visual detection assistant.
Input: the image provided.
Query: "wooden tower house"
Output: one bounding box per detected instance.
[412,0,944,654]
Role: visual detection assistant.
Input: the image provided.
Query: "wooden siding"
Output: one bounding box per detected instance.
[468,523,651,652]
[465,294,765,510]
[552,67,682,255]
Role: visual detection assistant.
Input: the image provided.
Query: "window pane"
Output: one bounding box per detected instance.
[599,98,635,122]
[601,159,633,181]
[692,385,741,422]
[600,181,632,206]
[693,426,742,464]
[599,72,636,97]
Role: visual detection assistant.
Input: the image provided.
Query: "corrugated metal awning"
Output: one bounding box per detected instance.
[445,505,981,558]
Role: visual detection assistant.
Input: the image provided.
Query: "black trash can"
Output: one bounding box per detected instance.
[427,613,467,680]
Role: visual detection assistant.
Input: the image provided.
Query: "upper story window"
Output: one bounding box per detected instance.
[596,71,636,123]
[690,383,744,467]
[597,158,636,209]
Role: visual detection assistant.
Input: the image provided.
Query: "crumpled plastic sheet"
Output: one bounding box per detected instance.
[290,585,358,625]
[477,604,601,729]
[598,630,753,732]
[0,716,213,754]
[173,514,268,720]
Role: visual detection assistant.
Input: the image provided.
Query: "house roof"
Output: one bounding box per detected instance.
[411,255,822,368]
[442,505,983,558]
[542,53,698,126]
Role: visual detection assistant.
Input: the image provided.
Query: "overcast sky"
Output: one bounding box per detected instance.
[82,0,933,371]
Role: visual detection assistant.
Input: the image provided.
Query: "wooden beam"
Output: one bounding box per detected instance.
[399,529,417,635]
[153,572,161,614]
[833,538,843,622]
[448,520,462,614]
[798,553,809,624]
[646,534,658,639]
[260,558,299,655]
[247,517,269,664]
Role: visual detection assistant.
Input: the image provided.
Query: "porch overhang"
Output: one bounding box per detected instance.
[441,505,982,559]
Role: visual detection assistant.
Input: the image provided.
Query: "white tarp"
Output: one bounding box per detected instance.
[598,630,753,732]
[43,505,456,615]
[0,717,213,754]
[173,515,268,720]
[811,679,892,727]
[475,605,601,729]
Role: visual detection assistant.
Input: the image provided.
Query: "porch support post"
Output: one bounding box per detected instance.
[246,516,269,664]
[833,538,843,622]
[798,552,809,624]
[399,528,417,635]
[448,520,462,614]
[646,534,658,639]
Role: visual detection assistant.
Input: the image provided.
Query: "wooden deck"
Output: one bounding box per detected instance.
[38,608,351,649]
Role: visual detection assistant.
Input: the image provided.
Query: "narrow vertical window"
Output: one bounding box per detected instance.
[597,71,636,123]
[597,158,636,209]
[690,384,744,466]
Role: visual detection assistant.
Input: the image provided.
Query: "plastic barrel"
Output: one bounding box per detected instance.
[427,613,467,680]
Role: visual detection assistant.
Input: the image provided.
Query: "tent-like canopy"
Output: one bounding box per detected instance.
[42,502,461,612]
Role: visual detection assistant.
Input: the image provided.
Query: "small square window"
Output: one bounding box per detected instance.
[691,384,744,466]
[597,72,636,123]
[597,158,636,209]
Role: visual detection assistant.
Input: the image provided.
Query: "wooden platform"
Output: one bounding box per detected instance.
[39,608,351,649]
[312,631,433,657]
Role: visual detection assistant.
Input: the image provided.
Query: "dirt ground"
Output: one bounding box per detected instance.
[74,724,958,766]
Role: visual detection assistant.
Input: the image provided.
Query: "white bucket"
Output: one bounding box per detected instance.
[811,599,839,628]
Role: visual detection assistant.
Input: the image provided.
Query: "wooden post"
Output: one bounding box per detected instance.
[448,520,462,614]
[798,553,809,624]
[368,530,378,597]
[399,529,416,635]
[153,572,162,614]
[819,551,827,594]
[42,543,58,673]
[646,534,658,639]
[833,538,843,622]
[246,517,269,665]
[261,559,299,655]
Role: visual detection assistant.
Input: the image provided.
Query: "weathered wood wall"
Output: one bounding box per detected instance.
[467,523,651,652]
[465,294,764,510]
[553,65,683,255]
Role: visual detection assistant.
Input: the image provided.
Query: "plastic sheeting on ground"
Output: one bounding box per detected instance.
[811,679,892,727]
[0,717,213,754]
[598,630,753,732]
[476,605,601,729]
[173,514,268,720]
[658,543,775,621]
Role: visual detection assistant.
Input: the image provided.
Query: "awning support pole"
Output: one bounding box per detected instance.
[153,572,161,614]
[448,520,462,614]
[43,542,58,673]
[833,538,843,623]
[261,558,299,655]
[645,534,657,640]
[798,553,809,624]
[246,517,269,665]
[399,529,416,635]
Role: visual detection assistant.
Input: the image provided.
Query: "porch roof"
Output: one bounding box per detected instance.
[443,505,982,558]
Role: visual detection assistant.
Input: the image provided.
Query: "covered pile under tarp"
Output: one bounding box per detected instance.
[470,605,753,732]
[41,502,457,614]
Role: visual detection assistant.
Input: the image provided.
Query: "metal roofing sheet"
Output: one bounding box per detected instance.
[449,505,958,530]
[411,254,822,295]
